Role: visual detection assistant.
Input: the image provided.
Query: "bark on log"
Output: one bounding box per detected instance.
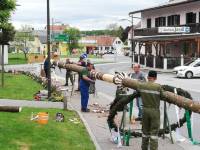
[0,106,22,112]
[53,61,200,114]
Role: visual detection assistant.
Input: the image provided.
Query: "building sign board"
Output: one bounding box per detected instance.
[158,27,190,33]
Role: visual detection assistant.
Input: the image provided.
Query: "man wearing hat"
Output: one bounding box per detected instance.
[76,55,87,91]
[137,70,163,150]
[79,62,95,112]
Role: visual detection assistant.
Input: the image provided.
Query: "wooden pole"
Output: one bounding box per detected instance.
[53,61,200,114]
[0,106,22,112]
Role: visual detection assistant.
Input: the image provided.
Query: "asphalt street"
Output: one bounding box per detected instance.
[95,60,200,142]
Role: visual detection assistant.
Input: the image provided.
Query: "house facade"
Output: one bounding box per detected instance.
[129,0,200,69]
[80,36,124,55]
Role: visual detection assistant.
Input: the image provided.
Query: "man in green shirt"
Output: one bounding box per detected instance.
[80,63,95,112]
[137,70,163,150]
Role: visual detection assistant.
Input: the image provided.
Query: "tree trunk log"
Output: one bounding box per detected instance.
[53,61,200,114]
[0,106,22,112]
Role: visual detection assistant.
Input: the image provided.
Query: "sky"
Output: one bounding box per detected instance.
[11,0,165,31]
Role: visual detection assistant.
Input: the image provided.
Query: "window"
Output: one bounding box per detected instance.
[168,15,180,26]
[155,17,166,27]
[147,18,151,28]
[186,12,196,24]
[194,62,200,67]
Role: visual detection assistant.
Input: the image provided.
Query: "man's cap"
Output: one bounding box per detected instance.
[148,70,157,78]
[80,53,87,59]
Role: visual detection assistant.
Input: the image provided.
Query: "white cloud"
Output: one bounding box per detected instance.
[12,0,164,30]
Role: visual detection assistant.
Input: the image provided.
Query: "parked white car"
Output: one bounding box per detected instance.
[173,58,200,78]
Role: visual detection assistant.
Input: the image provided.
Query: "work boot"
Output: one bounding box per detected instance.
[81,108,90,112]
[135,117,142,121]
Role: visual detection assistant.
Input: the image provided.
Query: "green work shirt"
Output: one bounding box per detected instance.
[138,81,163,109]
[80,68,89,79]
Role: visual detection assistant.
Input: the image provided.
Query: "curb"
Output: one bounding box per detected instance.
[68,102,102,150]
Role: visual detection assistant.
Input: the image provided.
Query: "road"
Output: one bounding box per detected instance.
[95,61,200,142]
[56,54,200,142]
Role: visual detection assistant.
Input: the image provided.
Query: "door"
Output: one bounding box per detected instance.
[193,61,200,77]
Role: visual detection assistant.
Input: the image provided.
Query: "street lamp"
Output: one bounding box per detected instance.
[47,0,51,98]
[120,16,141,68]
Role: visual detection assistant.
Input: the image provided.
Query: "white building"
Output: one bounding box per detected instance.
[80,36,124,55]
[129,0,200,69]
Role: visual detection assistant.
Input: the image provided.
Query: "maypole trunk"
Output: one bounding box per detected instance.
[53,61,200,114]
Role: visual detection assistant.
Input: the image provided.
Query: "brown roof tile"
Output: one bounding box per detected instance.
[83,36,117,46]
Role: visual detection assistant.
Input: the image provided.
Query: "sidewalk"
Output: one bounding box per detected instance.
[0,94,198,150]
[68,91,187,150]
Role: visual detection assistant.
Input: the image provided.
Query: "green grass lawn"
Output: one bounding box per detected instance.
[0,108,95,150]
[0,73,43,100]
[8,53,27,65]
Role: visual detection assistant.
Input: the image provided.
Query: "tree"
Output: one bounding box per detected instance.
[63,27,81,54]
[0,0,16,44]
[13,25,34,59]
[121,26,131,43]
[0,0,16,87]
[106,23,124,40]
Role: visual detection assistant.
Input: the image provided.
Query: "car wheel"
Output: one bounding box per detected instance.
[185,71,193,79]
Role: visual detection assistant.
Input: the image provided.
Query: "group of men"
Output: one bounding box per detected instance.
[44,54,163,150]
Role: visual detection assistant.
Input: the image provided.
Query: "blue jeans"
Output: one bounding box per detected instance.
[136,97,143,118]
[80,79,89,110]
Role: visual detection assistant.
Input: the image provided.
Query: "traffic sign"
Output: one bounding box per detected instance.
[52,34,69,42]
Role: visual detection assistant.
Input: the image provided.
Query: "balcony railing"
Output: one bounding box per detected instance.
[134,23,200,36]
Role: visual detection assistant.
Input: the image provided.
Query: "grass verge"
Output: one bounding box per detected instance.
[0,107,95,150]
[0,73,43,100]
[8,53,27,65]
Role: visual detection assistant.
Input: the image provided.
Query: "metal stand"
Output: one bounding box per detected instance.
[119,105,130,146]
[163,102,174,144]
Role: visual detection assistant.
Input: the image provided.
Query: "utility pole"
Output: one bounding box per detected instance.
[1,45,4,87]
[47,0,51,98]
[131,15,134,68]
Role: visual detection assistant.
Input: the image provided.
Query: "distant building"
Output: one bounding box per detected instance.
[80,36,124,55]
[33,24,69,55]
[129,0,200,69]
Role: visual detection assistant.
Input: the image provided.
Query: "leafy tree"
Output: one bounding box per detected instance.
[0,0,16,45]
[13,25,34,59]
[0,0,16,87]
[63,27,81,54]
[106,23,124,40]
[121,26,131,43]
[81,24,124,40]
[0,23,15,45]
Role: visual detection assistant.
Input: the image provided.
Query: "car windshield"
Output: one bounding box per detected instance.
[184,60,194,66]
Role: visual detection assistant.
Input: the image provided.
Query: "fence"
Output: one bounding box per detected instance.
[156,56,163,68]
[167,57,181,69]
[133,54,194,70]
[140,55,145,65]
[146,55,154,67]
